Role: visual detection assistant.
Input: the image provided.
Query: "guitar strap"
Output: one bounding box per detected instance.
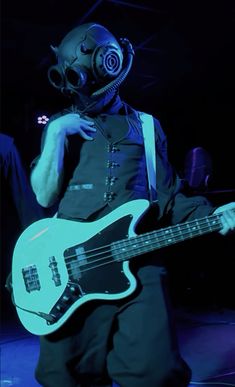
[139,112,158,203]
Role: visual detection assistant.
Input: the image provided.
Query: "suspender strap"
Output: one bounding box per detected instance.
[139,112,157,203]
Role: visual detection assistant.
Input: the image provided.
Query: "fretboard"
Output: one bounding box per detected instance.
[112,210,232,262]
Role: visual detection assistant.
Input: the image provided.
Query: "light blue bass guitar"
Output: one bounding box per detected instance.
[12,199,228,336]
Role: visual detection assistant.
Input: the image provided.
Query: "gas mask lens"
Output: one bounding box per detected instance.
[65,67,87,89]
[47,65,87,91]
[48,66,64,89]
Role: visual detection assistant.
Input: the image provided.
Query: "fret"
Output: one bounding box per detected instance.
[159,228,174,247]
[186,219,201,237]
[138,233,152,251]
[185,222,193,238]
[164,228,174,244]
[111,239,130,261]
[112,238,143,261]
[206,217,213,232]
[195,219,202,235]
[207,216,221,231]
[176,225,185,241]
[111,210,233,263]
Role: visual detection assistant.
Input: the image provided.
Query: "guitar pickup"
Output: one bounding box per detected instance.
[49,256,61,287]
[22,264,41,293]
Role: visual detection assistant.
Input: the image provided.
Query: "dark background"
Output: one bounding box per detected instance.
[1,0,235,310]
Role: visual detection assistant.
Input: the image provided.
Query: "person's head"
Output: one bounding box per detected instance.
[47,23,134,111]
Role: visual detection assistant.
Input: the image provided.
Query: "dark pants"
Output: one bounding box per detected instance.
[35,265,191,387]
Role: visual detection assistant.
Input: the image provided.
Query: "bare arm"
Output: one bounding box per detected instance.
[31,113,96,207]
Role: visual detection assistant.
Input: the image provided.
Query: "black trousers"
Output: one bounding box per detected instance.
[35,264,191,387]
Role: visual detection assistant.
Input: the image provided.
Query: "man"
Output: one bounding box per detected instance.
[30,23,235,387]
[0,133,44,318]
[0,133,44,230]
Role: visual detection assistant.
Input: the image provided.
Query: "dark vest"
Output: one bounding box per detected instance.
[58,110,150,220]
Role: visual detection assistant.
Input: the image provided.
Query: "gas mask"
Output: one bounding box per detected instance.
[47,23,134,108]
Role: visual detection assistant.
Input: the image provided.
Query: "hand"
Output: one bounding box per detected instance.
[50,113,96,141]
[214,202,235,235]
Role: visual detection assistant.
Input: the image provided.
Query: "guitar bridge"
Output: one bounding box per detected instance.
[22,264,41,293]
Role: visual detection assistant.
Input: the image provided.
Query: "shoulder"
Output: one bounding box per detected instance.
[137,111,167,142]
[121,102,167,140]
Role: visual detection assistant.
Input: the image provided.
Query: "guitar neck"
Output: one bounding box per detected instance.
[112,211,229,262]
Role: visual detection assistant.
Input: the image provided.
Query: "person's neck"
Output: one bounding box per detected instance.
[73,92,123,116]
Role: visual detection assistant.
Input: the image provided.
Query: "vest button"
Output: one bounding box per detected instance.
[107,144,120,153]
[103,192,115,202]
[105,176,117,186]
[107,161,119,168]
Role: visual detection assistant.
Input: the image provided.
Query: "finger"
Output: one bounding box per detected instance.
[80,118,95,126]
[84,125,97,132]
[219,220,229,235]
[79,129,94,141]
[219,211,235,235]
[225,211,235,229]
[81,123,97,133]
[79,120,96,130]
[87,120,96,126]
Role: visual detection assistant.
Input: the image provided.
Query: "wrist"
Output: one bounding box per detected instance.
[47,120,66,142]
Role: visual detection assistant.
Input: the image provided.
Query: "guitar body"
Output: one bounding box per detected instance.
[12,197,227,335]
[12,199,150,335]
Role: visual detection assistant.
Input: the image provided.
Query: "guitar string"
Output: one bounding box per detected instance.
[26,214,220,287]
[65,222,221,277]
[26,217,221,288]
[26,218,221,288]
[65,213,222,263]
[25,214,225,286]
[26,214,219,287]
[66,222,220,271]
[21,210,233,322]
[65,216,222,274]
[67,219,221,263]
